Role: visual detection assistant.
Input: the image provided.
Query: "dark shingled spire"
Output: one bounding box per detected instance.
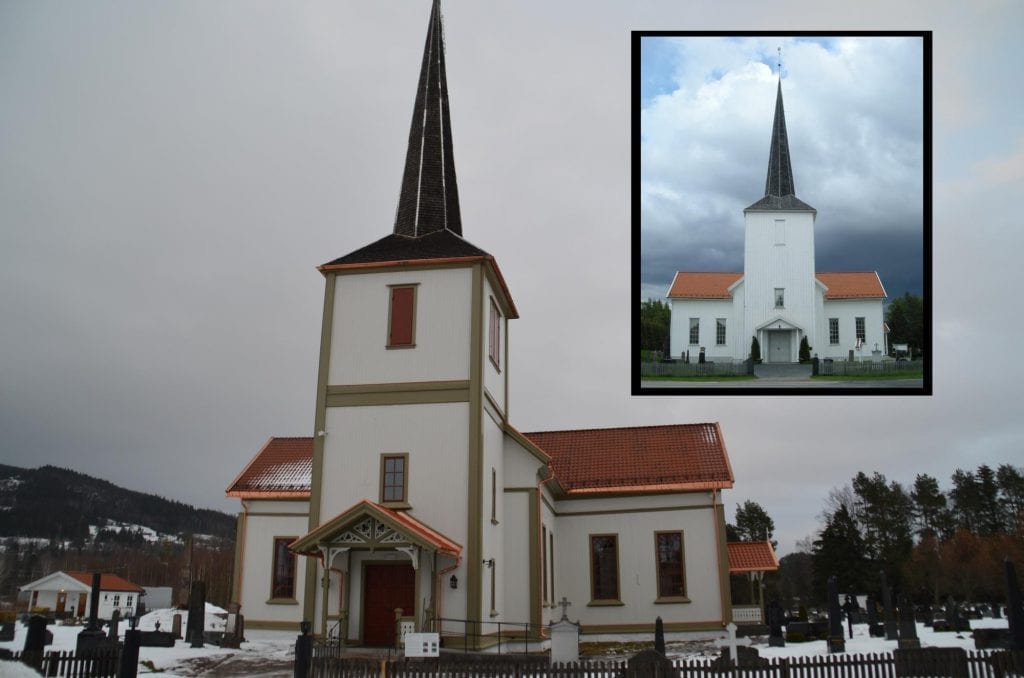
[393,0,462,237]
[746,78,814,212]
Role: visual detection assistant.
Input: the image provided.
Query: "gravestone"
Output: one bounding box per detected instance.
[220,610,243,649]
[897,593,921,649]
[654,616,665,654]
[767,600,785,647]
[627,650,675,677]
[827,576,845,653]
[77,572,107,653]
[881,572,898,640]
[172,613,183,639]
[21,616,49,671]
[120,628,141,678]
[867,594,885,637]
[186,581,206,648]
[1007,560,1024,650]
[0,622,14,641]
[843,594,856,639]
[107,609,121,640]
[549,598,579,665]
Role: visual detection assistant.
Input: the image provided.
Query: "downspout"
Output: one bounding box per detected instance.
[435,554,462,634]
[712,489,729,627]
[234,501,249,604]
[536,468,557,638]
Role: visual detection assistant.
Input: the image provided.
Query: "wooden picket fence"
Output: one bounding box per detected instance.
[11,647,121,677]
[308,650,1024,678]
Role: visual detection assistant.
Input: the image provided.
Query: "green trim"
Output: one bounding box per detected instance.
[586,599,624,607]
[553,504,714,517]
[527,487,540,631]
[716,500,732,624]
[655,596,692,604]
[326,386,469,407]
[482,390,503,425]
[505,487,535,493]
[305,272,336,626]
[244,511,310,518]
[466,263,484,648]
[265,598,300,605]
[580,621,724,634]
[327,380,469,394]
[231,512,244,603]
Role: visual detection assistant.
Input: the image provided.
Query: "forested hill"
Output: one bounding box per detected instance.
[0,463,236,544]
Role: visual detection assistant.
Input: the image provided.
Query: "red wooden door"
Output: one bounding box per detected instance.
[362,564,415,646]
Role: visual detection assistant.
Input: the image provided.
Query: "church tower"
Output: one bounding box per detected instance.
[297,0,517,645]
[742,77,818,363]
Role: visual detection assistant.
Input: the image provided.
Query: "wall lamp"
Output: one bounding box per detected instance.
[483,558,495,568]
[449,575,458,589]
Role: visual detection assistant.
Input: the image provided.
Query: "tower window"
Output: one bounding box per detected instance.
[387,285,418,348]
[489,298,501,370]
[716,318,726,346]
[380,454,409,505]
[688,318,699,345]
[774,219,785,245]
[856,317,866,344]
[829,318,840,345]
[774,288,785,308]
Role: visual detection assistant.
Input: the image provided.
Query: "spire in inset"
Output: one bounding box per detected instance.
[394,0,462,238]
[764,79,795,198]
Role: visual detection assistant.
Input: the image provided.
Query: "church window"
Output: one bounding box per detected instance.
[489,298,502,369]
[716,318,726,345]
[829,318,839,345]
[856,317,866,343]
[549,532,555,604]
[774,288,784,308]
[589,534,620,602]
[655,531,686,599]
[491,467,498,524]
[380,454,409,505]
[688,318,699,345]
[387,285,417,348]
[271,537,297,599]
[774,219,785,245]
[542,525,548,604]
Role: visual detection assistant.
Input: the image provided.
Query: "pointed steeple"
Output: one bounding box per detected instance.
[746,77,814,212]
[393,0,462,238]
[764,80,795,198]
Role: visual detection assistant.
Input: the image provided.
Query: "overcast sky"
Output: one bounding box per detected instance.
[640,35,924,302]
[2,0,1022,558]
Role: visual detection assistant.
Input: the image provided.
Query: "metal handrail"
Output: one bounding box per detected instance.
[432,616,550,655]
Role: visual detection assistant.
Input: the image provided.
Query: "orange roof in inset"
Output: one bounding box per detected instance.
[727,541,779,573]
[817,272,886,299]
[667,271,886,300]
[226,437,312,499]
[667,272,743,299]
[524,423,734,496]
[66,572,144,593]
[291,499,461,557]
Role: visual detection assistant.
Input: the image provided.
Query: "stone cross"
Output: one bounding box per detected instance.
[558,597,572,621]
[714,622,750,666]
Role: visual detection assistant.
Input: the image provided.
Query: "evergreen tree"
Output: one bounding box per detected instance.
[639,299,671,353]
[750,336,761,362]
[996,464,1024,535]
[734,500,777,548]
[812,505,870,601]
[910,473,952,540]
[852,471,913,584]
[950,468,981,533]
[975,465,1004,535]
[799,336,811,362]
[885,292,924,357]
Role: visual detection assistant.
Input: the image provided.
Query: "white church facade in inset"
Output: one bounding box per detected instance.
[668,78,887,364]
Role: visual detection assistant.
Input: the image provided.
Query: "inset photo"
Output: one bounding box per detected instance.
[633,32,931,395]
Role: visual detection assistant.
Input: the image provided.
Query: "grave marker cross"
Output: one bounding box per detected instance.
[558,597,572,621]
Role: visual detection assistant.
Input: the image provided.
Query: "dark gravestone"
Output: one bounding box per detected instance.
[0,622,14,641]
[120,629,141,678]
[77,572,107,653]
[172,613,183,639]
[867,595,885,637]
[710,645,767,670]
[295,621,313,678]
[1006,560,1024,651]
[139,630,176,648]
[654,616,665,655]
[921,604,934,626]
[107,609,121,640]
[973,627,1011,649]
[186,581,206,648]
[22,615,48,670]
[767,600,785,647]
[895,647,967,678]
[881,572,899,640]
[897,593,921,649]
[827,576,845,653]
[627,649,675,677]
[843,594,856,639]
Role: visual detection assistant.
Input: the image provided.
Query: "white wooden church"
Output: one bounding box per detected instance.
[227,2,765,648]
[667,76,887,364]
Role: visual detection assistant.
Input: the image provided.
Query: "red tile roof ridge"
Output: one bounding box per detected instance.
[522,422,722,436]
[66,571,144,592]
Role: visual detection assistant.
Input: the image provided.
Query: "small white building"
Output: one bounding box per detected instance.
[667,79,887,363]
[19,571,143,620]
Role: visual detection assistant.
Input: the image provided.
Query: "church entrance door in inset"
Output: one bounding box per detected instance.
[55,591,67,616]
[767,330,792,363]
[362,563,415,646]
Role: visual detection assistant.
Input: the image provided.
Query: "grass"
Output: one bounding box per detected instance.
[812,371,923,381]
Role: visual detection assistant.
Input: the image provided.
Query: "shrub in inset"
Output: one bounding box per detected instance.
[799,336,812,362]
[750,336,762,363]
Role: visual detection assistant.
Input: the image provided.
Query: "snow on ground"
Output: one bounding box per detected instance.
[137,602,228,633]
[0,616,1013,677]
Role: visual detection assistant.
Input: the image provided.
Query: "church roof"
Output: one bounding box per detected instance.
[524,423,734,497]
[226,437,312,499]
[667,272,743,299]
[727,541,779,574]
[745,79,815,213]
[666,271,885,300]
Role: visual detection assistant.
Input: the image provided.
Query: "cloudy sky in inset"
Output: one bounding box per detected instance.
[1,1,1022,556]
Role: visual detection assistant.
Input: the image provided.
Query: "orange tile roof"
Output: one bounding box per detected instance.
[667,272,743,299]
[727,541,779,573]
[291,499,461,557]
[66,572,144,593]
[524,423,734,496]
[817,272,887,299]
[666,271,886,300]
[226,437,312,499]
